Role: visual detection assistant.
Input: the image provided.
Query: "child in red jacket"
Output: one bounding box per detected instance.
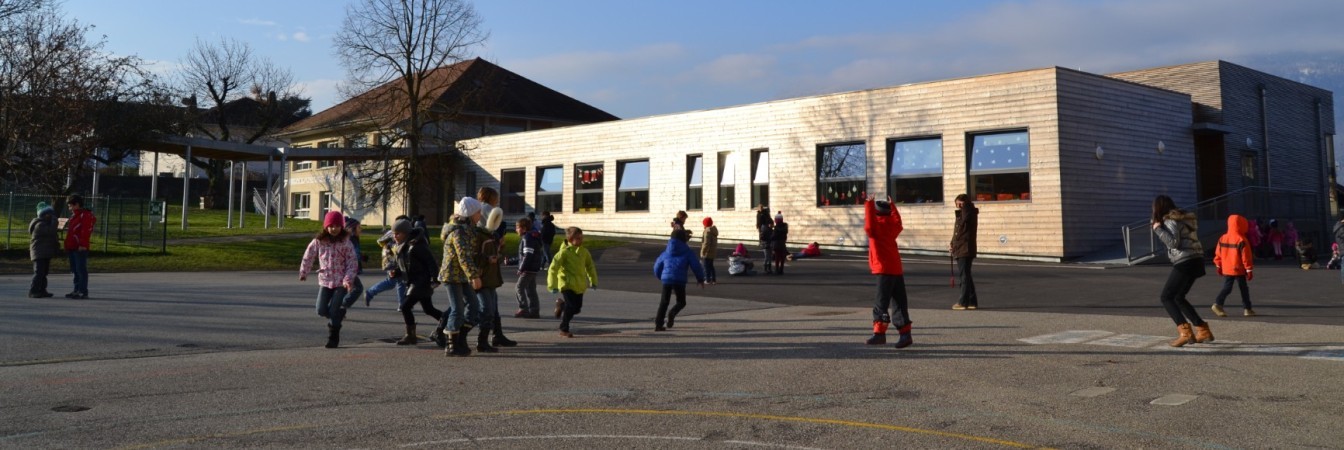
[63,195,96,299]
[864,197,912,348]
[1212,214,1255,317]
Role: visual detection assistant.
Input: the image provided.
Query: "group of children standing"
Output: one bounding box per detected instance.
[27,195,96,300]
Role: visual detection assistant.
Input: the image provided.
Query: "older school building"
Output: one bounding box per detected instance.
[448,60,1334,261]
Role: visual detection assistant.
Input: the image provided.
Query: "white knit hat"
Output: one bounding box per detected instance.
[456,197,483,219]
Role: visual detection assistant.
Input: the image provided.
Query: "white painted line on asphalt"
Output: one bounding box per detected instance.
[1300,346,1344,362]
[1018,330,1114,344]
[1086,334,1170,348]
[1165,340,1244,352]
[1069,387,1117,398]
[399,435,816,448]
[1228,345,1311,355]
[1150,394,1198,406]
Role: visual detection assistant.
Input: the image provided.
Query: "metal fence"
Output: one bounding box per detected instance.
[3,193,167,253]
[1121,187,1324,264]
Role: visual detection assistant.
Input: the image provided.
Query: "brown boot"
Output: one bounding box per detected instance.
[1170,323,1194,347]
[396,325,417,345]
[1193,323,1214,343]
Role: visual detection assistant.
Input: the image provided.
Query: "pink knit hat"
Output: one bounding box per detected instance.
[323,211,344,228]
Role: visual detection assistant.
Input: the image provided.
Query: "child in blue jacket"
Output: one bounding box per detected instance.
[652,229,706,331]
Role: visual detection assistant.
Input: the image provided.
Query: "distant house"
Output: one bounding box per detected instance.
[275,57,617,225]
[455,60,1334,261]
[138,97,307,179]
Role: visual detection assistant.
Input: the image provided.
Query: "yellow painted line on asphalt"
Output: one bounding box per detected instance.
[115,424,318,450]
[438,408,1055,449]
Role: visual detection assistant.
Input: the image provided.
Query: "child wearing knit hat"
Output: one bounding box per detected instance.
[28,202,59,298]
[300,211,360,348]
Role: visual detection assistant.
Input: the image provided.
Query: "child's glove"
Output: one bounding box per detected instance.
[1246,270,1253,281]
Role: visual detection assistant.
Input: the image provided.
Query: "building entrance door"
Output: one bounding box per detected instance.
[1194,134,1226,201]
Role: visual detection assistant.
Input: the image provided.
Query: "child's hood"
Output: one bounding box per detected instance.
[665,237,692,257]
[1227,214,1248,236]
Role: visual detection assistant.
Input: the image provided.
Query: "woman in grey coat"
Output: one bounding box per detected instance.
[1151,195,1213,347]
[29,202,59,298]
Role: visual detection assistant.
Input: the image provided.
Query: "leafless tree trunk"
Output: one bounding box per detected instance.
[333,0,487,220]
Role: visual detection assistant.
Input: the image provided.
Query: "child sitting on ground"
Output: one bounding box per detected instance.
[788,242,822,261]
[728,243,755,276]
[1296,237,1317,270]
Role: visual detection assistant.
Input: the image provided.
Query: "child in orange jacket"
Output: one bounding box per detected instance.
[864,196,913,348]
[1212,214,1255,317]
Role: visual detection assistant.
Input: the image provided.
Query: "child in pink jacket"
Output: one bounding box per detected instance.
[300,211,360,348]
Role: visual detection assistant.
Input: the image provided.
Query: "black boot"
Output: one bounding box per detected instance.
[491,317,517,347]
[477,328,498,353]
[396,324,417,345]
[325,325,340,349]
[666,313,677,329]
[430,326,448,348]
[447,331,471,356]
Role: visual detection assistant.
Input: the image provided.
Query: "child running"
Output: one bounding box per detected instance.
[653,230,706,331]
[864,197,913,349]
[548,227,598,338]
[389,217,443,345]
[299,211,360,348]
[365,215,411,308]
[514,217,544,318]
[1212,214,1255,317]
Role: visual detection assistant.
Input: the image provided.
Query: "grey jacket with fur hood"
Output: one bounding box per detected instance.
[1154,209,1203,264]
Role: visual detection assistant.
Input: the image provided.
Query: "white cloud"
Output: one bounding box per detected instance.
[239,18,278,27]
[292,31,310,43]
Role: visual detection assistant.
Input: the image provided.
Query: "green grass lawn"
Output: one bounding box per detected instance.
[0,207,624,274]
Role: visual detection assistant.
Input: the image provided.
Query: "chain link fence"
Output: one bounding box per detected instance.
[3,193,168,253]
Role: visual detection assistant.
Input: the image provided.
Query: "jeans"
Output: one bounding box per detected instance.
[69,250,88,294]
[1214,275,1252,309]
[956,257,977,307]
[760,241,773,272]
[31,258,51,294]
[1160,258,1206,326]
[656,283,687,327]
[341,276,364,308]
[516,272,540,313]
[558,290,584,332]
[476,288,499,331]
[440,283,479,332]
[702,258,716,282]
[315,286,350,327]
[872,274,910,327]
[366,276,408,308]
[400,293,443,327]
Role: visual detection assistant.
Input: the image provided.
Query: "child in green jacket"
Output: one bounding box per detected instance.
[547,227,598,337]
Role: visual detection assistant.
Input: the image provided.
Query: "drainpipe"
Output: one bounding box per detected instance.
[1260,84,1272,188]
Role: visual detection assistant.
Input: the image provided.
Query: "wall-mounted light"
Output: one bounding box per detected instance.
[1246,137,1254,148]
[1157,140,1165,154]
[1095,145,1104,160]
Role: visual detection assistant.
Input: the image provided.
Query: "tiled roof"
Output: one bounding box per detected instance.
[280,58,617,137]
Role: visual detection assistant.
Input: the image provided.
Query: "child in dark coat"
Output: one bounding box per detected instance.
[390,218,443,345]
[514,217,544,318]
[28,202,59,298]
[652,230,706,331]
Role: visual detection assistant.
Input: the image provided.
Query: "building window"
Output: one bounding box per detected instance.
[348,134,369,148]
[751,149,769,209]
[718,151,736,210]
[889,137,943,204]
[817,142,867,206]
[574,162,604,213]
[464,171,476,200]
[536,166,563,214]
[969,130,1030,202]
[293,161,313,171]
[317,141,338,168]
[501,169,525,214]
[617,160,650,212]
[292,192,311,218]
[1241,151,1256,182]
[687,155,703,211]
[319,191,334,216]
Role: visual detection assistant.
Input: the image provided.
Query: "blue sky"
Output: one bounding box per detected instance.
[63,0,1344,120]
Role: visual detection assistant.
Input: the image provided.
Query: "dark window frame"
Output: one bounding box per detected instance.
[687,154,703,211]
[501,169,526,214]
[616,159,650,212]
[574,162,605,213]
[967,129,1031,203]
[751,148,769,209]
[717,151,736,210]
[887,136,944,205]
[816,141,868,207]
[535,165,563,215]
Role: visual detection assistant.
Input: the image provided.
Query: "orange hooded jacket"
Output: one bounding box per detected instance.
[1213,214,1254,277]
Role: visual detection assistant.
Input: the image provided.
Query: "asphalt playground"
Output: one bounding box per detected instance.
[2,243,1343,449]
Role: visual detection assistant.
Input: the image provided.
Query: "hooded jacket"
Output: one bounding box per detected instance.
[63,208,95,251]
[29,207,60,260]
[393,228,439,297]
[1154,209,1203,265]
[517,229,544,273]
[700,225,719,259]
[547,241,598,294]
[1213,215,1254,277]
[654,237,706,285]
[950,200,978,258]
[864,199,904,275]
[299,235,359,289]
[475,227,504,289]
[439,218,482,284]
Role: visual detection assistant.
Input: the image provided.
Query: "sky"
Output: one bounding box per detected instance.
[61,0,1344,121]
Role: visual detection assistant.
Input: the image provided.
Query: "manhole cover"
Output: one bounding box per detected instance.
[52,405,90,412]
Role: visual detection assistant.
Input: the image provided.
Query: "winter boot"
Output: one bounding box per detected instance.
[325,325,340,349]
[476,328,498,353]
[1193,323,1214,343]
[666,313,677,329]
[396,325,418,345]
[866,321,888,345]
[446,332,471,357]
[893,323,913,349]
[430,326,448,348]
[491,315,516,346]
[1170,323,1194,347]
[1210,304,1226,317]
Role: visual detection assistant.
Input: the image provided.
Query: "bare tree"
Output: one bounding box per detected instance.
[0,0,43,20]
[177,37,310,207]
[333,0,487,218]
[0,1,174,194]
